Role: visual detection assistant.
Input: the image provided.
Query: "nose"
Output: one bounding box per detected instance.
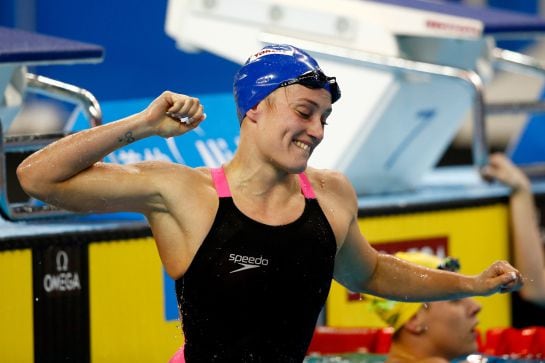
[466,298,482,317]
[307,116,324,142]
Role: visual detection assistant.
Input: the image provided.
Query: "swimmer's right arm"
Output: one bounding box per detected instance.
[17,91,206,213]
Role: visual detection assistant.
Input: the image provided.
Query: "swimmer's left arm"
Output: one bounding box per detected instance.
[333,216,378,292]
[331,174,523,300]
[358,253,522,301]
[330,173,380,292]
[337,240,523,300]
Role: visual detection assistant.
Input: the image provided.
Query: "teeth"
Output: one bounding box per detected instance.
[294,140,310,151]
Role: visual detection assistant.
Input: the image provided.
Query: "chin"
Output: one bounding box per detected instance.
[272,155,308,174]
[284,162,307,174]
[275,158,308,174]
[457,342,478,358]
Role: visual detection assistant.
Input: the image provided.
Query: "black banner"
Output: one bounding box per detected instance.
[32,243,90,363]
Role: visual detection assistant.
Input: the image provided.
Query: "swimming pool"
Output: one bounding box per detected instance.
[304,353,545,363]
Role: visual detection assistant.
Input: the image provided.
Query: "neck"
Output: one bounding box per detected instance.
[387,343,418,363]
[387,342,450,363]
[224,156,298,198]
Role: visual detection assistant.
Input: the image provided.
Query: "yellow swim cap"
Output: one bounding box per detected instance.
[366,252,459,332]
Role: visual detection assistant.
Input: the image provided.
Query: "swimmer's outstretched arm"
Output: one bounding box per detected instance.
[332,176,523,302]
[482,153,545,306]
[17,91,205,214]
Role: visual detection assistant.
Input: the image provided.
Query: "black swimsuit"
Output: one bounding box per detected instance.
[176,168,337,362]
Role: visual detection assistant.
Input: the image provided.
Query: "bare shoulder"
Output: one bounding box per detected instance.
[304,167,358,209]
[303,168,358,247]
[304,167,353,190]
[143,162,218,233]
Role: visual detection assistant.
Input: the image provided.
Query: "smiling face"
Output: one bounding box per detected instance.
[250,84,333,173]
[419,298,481,359]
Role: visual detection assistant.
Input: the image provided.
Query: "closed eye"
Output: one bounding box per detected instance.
[297,110,311,119]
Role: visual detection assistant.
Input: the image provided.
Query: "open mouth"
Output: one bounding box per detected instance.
[293,140,311,152]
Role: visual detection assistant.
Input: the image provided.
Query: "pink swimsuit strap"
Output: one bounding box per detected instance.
[297,171,316,199]
[210,167,316,199]
[210,167,232,198]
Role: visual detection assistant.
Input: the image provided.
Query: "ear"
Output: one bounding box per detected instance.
[245,104,260,124]
[404,310,427,335]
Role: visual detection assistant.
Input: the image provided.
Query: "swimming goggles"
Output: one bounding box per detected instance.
[279,69,341,103]
[437,257,461,272]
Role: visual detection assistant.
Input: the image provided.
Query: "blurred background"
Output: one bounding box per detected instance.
[2,1,545,362]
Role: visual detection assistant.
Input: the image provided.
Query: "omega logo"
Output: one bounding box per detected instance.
[43,250,81,293]
[56,250,69,272]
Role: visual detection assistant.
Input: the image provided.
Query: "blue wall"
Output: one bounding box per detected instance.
[0,0,540,102]
[1,0,541,102]
[0,0,240,102]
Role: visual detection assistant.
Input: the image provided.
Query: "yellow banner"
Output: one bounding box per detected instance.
[327,204,511,331]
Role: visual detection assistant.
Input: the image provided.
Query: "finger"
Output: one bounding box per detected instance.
[177,97,199,116]
[495,261,520,277]
[193,105,206,122]
[186,113,207,127]
[480,165,495,182]
[165,97,202,124]
[182,104,206,125]
[498,271,522,293]
[186,99,202,119]
[167,100,197,124]
[167,97,190,114]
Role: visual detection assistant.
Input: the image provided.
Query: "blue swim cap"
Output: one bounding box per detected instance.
[233,44,340,122]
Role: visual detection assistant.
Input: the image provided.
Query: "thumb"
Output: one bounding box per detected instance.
[499,271,517,284]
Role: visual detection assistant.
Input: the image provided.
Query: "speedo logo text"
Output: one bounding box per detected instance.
[229,253,269,273]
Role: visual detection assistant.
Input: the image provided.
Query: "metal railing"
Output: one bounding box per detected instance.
[25,73,102,127]
[1,74,102,220]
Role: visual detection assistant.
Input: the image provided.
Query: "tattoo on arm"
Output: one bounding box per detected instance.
[118,131,136,144]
